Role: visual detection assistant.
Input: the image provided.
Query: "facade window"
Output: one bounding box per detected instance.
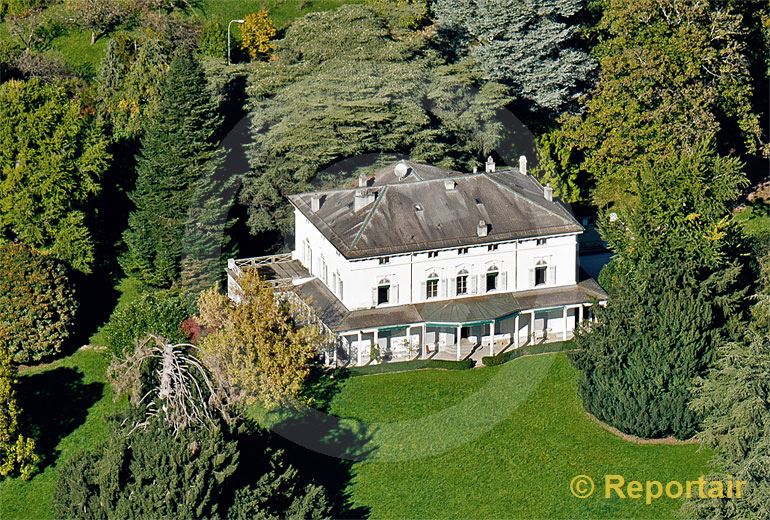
[458,247,469,255]
[377,278,390,305]
[486,266,499,292]
[426,273,439,299]
[456,269,469,295]
[379,257,390,265]
[338,277,344,300]
[428,251,438,258]
[535,260,547,286]
[321,259,328,284]
[332,272,337,292]
[487,244,498,251]
[536,238,547,246]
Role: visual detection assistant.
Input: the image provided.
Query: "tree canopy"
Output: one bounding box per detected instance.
[0,78,111,273]
[241,4,511,237]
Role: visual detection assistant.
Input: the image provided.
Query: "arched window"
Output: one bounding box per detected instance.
[377,277,391,305]
[486,265,499,292]
[456,269,469,295]
[535,260,547,286]
[426,272,439,299]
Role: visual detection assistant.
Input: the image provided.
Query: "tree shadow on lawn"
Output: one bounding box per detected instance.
[16,367,103,470]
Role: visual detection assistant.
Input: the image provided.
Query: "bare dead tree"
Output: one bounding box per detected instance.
[108,335,234,436]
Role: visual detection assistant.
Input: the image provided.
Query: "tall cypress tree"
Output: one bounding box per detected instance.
[121,52,224,288]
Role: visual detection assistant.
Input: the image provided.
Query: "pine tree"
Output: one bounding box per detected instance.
[432,0,594,116]
[121,52,225,288]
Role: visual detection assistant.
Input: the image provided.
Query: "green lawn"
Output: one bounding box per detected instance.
[326,354,711,519]
[735,202,770,243]
[0,349,125,520]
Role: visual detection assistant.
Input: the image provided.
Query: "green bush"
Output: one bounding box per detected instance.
[347,358,475,376]
[199,19,226,59]
[481,340,575,367]
[101,290,190,357]
[0,243,77,363]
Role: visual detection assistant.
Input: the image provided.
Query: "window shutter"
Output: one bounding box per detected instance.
[441,278,448,297]
[470,275,477,294]
[549,266,556,285]
[371,288,377,306]
[393,285,399,304]
[421,281,426,299]
[529,269,535,287]
[501,272,508,291]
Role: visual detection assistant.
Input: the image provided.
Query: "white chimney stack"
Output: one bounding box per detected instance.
[354,188,376,211]
[311,195,322,212]
[485,156,496,173]
[473,166,478,174]
[519,155,527,175]
[477,220,488,237]
[543,183,553,202]
[444,179,456,191]
[358,174,368,188]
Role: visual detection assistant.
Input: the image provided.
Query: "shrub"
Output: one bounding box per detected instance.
[0,243,77,363]
[101,289,189,357]
[239,9,275,60]
[199,19,226,59]
[481,340,575,367]
[347,358,475,376]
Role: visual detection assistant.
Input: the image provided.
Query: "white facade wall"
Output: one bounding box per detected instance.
[294,207,580,312]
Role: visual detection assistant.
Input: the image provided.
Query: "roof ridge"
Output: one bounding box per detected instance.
[484,174,579,228]
[350,185,389,250]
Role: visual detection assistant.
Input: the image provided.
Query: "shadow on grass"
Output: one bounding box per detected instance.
[16,367,103,470]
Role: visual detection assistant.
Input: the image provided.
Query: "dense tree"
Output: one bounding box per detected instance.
[240,9,276,61]
[432,0,594,116]
[121,52,225,287]
[0,243,78,364]
[242,5,511,236]
[0,78,111,273]
[538,0,763,205]
[573,145,749,439]
[100,290,189,357]
[0,339,37,480]
[97,33,170,140]
[685,332,770,518]
[198,272,326,409]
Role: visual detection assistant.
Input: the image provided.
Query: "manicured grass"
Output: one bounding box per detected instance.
[198,0,365,28]
[327,354,711,519]
[0,349,126,520]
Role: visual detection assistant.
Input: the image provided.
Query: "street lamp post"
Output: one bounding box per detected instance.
[227,19,245,66]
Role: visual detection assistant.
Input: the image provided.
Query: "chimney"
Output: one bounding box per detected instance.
[354,188,376,211]
[485,156,495,173]
[477,220,488,237]
[473,166,478,174]
[519,155,527,175]
[358,174,368,188]
[311,195,322,212]
[543,183,553,202]
[444,179,456,191]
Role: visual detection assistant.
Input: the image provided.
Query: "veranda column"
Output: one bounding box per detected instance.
[357,331,363,366]
[578,305,584,325]
[514,314,520,348]
[529,311,536,343]
[456,325,462,361]
[489,321,495,356]
[562,306,568,340]
[422,324,427,358]
[373,330,379,362]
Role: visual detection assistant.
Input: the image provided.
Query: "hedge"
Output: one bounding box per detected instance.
[481,340,575,367]
[347,358,475,376]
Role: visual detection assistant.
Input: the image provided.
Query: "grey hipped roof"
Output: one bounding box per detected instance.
[291,275,608,333]
[288,162,583,260]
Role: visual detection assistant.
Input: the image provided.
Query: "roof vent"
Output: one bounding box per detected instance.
[415,203,423,212]
[311,195,322,212]
[394,161,410,180]
[544,183,553,202]
[444,179,456,191]
[485,156,496,173]
[358,174,368,188]
[354,188,376,212]
[477,220,489,237]
[519,155,527,175]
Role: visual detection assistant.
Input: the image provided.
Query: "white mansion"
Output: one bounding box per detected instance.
[227,157,607,366]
